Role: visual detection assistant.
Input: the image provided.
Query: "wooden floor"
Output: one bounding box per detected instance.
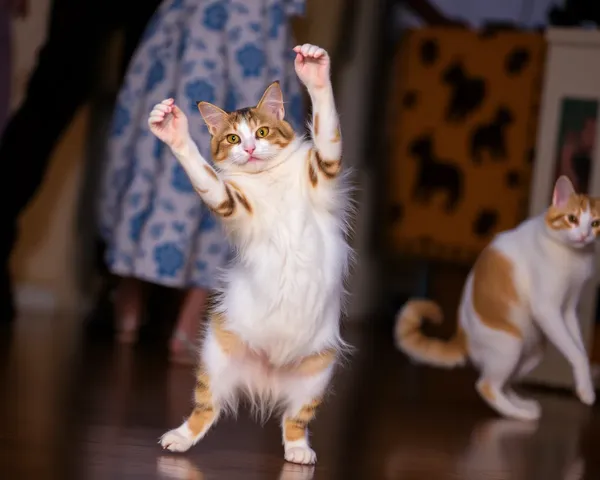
[0,314,599,480]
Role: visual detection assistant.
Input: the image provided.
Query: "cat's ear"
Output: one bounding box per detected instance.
[256,81,285,120]
[552,175,576,208]
[197,102,228,135]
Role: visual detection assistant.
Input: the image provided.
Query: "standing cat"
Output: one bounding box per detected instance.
[394,176,596,420]
[148,44,351,465]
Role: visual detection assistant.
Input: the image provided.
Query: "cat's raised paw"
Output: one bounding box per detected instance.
[293,44,330,90]
[285,446,317,465]
[159,429,194,453]
[293,43,328,59]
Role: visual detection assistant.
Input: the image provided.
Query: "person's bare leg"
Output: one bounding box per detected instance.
[114,277,144,344]
[169,287,209,365]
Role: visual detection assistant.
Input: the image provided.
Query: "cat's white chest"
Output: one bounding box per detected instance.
[564,251,594,290]
[541,240,594,285]
[221,155,346,362]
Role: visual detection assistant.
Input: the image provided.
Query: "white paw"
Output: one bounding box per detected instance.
[508,395,541,418]
[284,446,317,465]
[577,384,596,405]
[521,402,541,420]
[499,394,541,421]
[522,399,541,419]
[508,407,541,421]
[159,429,194,453]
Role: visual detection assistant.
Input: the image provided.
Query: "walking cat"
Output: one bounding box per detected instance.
[395,176,597,420]
[148,44,351,464]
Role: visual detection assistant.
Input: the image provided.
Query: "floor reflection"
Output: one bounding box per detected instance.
[157,456,204,480]
[459,419,540,480]
[1,316,600,479]
[459,392,590,480]
[277,463,315,480]
[156,455,316,480]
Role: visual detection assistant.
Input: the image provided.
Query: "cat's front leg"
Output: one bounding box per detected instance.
[565,309,587,354]
[564,291,587,354]
[533,305,595,405]
[149,100,251,220]
[294,44,343,186]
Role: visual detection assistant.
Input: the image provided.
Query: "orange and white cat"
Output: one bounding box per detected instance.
[395,176,597,421]
[148,44,351,465]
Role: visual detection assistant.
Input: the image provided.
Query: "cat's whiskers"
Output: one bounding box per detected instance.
[225,146,303,176]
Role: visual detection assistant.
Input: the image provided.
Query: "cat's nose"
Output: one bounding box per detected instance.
[244,145,255,155]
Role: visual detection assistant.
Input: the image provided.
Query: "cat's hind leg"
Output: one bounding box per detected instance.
[160,330,240,452]
[475,336,540,421]
[280,353,336,465]
[504,342,545,416]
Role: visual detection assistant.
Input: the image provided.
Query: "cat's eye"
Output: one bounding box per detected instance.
[256,127,270,138]
[592,220,600,228]
[567,214,578,224]
[226,134,240,144]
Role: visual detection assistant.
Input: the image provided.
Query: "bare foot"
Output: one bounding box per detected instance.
[168,287,208,366]
[169,331,198,366]
[114,278,144,345]
[116,323,138,344]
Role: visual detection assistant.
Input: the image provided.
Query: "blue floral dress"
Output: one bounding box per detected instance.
[98,0,306,289]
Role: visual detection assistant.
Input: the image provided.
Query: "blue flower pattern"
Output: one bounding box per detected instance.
[203,3,228,31]
[129,205,153,243]
[177,29,189,60]
[224,88,237,112]
[198,210,217,232]
[154,242,185,277]
[268,4,285,39]
[236,43,266,78]
[98,0,306,289]
[111,103,130,137]
[185,79,215,110]
[168,0,184,10]
[146,59,166,92]
[171,163,195,193]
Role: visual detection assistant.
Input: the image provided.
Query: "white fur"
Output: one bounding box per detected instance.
[457,419,538,479]
[152,45,352,463]
[397,177,597,421]
[460,192,596,420]
[217,137,350,364]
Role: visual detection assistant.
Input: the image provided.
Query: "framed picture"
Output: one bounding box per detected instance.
[551,97,598,196]
[526,28,600,389]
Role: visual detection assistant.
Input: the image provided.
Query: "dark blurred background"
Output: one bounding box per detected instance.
[3,0,600,478]
[5,0,598,369]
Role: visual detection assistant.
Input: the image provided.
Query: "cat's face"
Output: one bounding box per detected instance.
[545,176,600,248]
[197,82,295,173]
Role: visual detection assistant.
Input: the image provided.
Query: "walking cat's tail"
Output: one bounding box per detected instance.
[394,299,467,369]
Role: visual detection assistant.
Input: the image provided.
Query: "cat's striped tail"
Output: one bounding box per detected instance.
[394,299,467,369]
